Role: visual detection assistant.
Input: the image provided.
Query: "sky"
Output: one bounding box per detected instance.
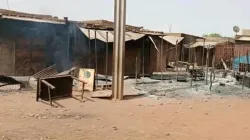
[0,0,250,36]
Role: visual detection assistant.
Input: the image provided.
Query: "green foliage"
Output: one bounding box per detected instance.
[202,33,222,37]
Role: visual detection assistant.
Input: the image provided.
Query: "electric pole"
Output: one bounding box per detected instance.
[112,0,127,100]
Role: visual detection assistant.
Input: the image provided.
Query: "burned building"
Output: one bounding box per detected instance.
[0,9,86,76]
[187,37,234,69]
[0,9,204,78]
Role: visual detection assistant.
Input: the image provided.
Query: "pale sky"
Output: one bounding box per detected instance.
[0,0,249,36]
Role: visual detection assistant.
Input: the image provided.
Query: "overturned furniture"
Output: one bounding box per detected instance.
[36,75,86,106]
[29,65,77,89]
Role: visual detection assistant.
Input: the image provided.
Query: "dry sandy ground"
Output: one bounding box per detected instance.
[1,91,250,140]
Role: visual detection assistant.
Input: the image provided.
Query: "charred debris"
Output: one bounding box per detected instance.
[0,9,250,100]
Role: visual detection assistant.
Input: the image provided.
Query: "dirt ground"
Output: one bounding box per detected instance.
[1,90,250,140]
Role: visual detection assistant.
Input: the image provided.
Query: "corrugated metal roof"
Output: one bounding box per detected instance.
[1,15,66,24]
[237,36,250,41]
[161,36,184,45]
[148,36,159,52]
[79,28,145,42]
[189,41,217,48]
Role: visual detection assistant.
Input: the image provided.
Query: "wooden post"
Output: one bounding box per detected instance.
[135,56,138,85]
[242,51,249,89]
[176,41,179,81]
[160,36,163,81]
[213,48,216,81]
[82,84,85,99]
[202,39,205,70]
[142,38,145,78]
[105,32,109,88]
[238,50,240,72]
[206,45,210,85]
[210,49,216,91]
[36,78,40,101]
[88,29,91,68]
[48,87,52,106]
[94,30,98,86]
[190,49,194,87]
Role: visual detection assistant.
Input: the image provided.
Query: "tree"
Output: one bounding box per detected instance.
[202,33,222,37]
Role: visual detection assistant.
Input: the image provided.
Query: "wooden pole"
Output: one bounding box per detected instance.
[202,39,205,70]
[182,43,184,62]
[160,36,163,81]
[81,84,85,99]
[190,49,194,87]
[213,48,216,81]
[94,30,98,86]
[176,41,179,81]
[88,29,91,68]
[238,50,240,72]
[135,56,138,85]
[206,45,210,85]
[242,51,249,89]
[48,87,52,106]
[142,38,145,78]
[106,32,109,87]
[210,49,216,91]
[36,78,40,101]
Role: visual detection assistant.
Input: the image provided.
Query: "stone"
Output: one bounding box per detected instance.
[166,133,171,136]
[178,102,182,104]
[41,116,47,119]
[75,115,84,120]
[129,113,133,116]
[29,114,35,117]
[228,104,232,107]
[60,109,67,112]
[204,113,209,115]
[189,106,193,109]
[159,103,164,106]
[203,99,207,103]
[112,126,118,130]
[65,124,69,126]
[169,80,173,83]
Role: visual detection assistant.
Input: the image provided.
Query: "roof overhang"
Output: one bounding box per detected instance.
[79,28,145,42]
[161,36,184,45]
[0,15,66,24]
